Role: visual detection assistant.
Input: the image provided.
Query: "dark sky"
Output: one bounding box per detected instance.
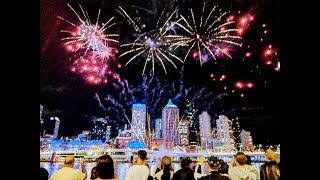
[40,0,280,145]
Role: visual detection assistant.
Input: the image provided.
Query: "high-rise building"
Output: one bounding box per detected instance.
[162,99,179,148]
[240,129,254,151]
[154,118,162,140]
[106,126,111,142]
[185,99,196,146]
[199,111,212,150]
[211,127,218,139]
[131,104,147,143]
[232,117,241,144]
[216,115,235,152]
[91,118,108,142]
[178,119,189,145]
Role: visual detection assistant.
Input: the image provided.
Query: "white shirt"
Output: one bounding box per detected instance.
[50,167,86,180]
[125,165,150,180]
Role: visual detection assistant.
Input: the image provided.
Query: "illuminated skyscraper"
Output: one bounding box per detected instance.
[162,99,179,147]
[232,117,241,144]
[199,111,212,149]
[131,104,147,143]
[185,99,196,146]
[154,118,162,139]
[90,118,108,142]
[240,129,254,151]
[178,119,189,145]
[216,115,235,152]
[106,126,111,142]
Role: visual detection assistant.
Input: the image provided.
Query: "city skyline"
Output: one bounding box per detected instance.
[40,0,280,145]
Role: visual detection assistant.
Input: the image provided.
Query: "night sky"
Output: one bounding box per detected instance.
[40,0,280,145]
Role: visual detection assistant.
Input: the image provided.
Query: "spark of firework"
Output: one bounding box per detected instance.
[70,50,119,84]
[117,6,187,75]
[173,2,242,65]
[58,4,120,84]
[58,4,119,57]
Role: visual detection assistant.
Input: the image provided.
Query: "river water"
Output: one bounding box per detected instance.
[40,161,263,180]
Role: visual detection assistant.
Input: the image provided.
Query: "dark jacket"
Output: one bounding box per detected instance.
[198,171,229,180]
[172,168,196,180]
[260,161,279,180]
[90,167,97,180]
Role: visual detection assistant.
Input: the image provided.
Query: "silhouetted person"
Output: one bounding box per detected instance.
[260,149,280,180]
[198,156,229,180]
[172,157,196,180]
[95,154,117,180]
[155,156,174,180]
[40,167,49,180]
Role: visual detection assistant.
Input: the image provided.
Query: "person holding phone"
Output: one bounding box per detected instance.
[228,152,258,180]
[50,155,87,180]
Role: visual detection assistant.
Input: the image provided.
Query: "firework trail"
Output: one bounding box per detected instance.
[174,2,242,65]
[95,92,106,111]
[117,5,187,75]
[94,71,234,129]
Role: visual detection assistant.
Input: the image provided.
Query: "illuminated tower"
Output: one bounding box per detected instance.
[199,111,212,149]
[216,115,235,152]
[162,99,179,147]
[106,126,111,142]
[185,99,196,146]
[232,117,241,144]
[91,118,108,142]
[131,104,147,143]
[154,118,162,139]
[178,119,189,145]
[240,129,254,151]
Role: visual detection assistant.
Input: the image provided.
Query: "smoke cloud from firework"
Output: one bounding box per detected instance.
[94,66,235,128]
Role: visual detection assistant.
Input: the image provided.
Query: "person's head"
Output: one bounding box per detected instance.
[161,156,172,168]
[40,167,49,180]
[219,162,229,174]
[161,156,172,180]
[207,156,221,171]
[265,149,275,161]
[235,152,247,166]
[180,157,192,169]
[219,159,224,164]
[96,155,114,179]
[246,155,252,165]
[137,150,147,161]
[64,155,75,167]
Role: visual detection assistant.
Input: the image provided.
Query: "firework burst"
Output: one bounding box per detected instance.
[70,49,119,84]
[57,4,120,84]
[58,4,119,57]
[117,6,187,75]
[174,2,242,65]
